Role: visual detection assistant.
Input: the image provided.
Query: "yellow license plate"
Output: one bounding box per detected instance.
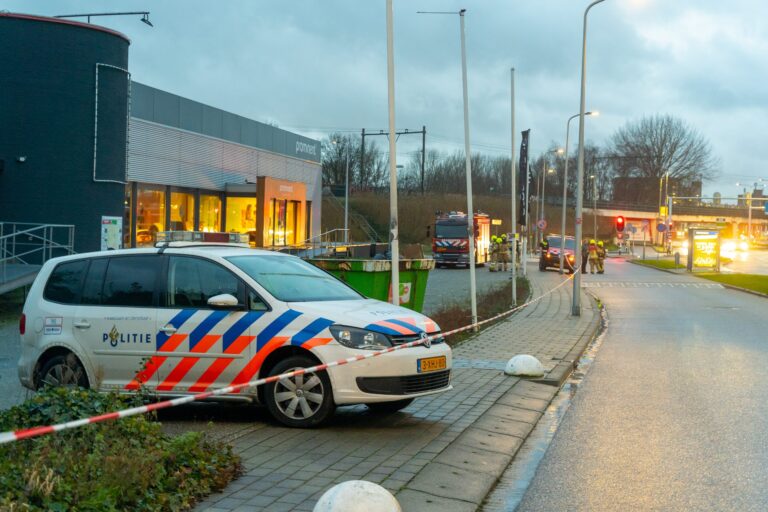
[417,356,446,373]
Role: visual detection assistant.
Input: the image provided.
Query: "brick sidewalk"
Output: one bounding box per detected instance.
[192,266,599,512]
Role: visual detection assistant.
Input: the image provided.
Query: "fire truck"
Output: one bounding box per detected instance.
[432,211,491,268]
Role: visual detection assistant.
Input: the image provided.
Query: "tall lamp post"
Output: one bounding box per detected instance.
[536,148,563,245]
[385,0,400,306]
[417,8,478,327]
[590,175,597,239]
[559,111,598,274]
[572,0,607,317]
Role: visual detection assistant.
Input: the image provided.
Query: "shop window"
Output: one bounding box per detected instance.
[286,200,299,245]
[199,194,222,232]
[136,186,166,247]
[170,191,194,232]
[270,199,286,246]
[305,201,312,244]
[226,197,257,243]
[123,184,132,248]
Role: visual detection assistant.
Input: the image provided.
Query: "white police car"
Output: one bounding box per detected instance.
[17,242,452,427]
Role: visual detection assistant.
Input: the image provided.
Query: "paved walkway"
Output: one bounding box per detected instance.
[190,264,599,512]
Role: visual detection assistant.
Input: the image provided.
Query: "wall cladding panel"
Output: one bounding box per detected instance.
[128,118,319,197]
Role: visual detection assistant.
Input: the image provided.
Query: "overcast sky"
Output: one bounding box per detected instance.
[9,0,768,197]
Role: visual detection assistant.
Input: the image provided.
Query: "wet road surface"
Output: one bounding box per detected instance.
[516,258,768,511]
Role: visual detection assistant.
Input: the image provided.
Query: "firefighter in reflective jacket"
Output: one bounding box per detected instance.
[489,236,499,271]
[597,240,606,274]
[499,234,511,271]
[588,239,599,274]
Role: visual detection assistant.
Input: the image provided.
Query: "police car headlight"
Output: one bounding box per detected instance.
[329,326,392,350]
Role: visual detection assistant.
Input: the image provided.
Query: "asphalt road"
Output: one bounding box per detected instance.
[517,259,768,511]
[722,248,768,275]
[423,264,517,315]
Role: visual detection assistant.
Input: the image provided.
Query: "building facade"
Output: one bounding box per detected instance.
[0,13,321,253]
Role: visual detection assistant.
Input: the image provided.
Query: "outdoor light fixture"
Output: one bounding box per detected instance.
[55,11,153,27]
[16,156,27,163]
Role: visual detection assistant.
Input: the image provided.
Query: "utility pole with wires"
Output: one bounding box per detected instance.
[361,127,426,192]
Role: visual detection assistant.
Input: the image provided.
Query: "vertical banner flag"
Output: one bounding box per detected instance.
[518,130,530,226]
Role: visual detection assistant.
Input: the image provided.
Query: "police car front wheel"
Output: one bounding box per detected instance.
[264,355,335,428]
[37,353,89,390]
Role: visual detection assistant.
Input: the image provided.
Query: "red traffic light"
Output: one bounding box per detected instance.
[616,216,626,232]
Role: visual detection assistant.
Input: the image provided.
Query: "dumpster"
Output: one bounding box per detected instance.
[308,259,435,312]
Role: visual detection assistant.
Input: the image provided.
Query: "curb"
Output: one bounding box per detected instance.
[630,261,768,299]
[395,290,603,512]
[530,293,603,388]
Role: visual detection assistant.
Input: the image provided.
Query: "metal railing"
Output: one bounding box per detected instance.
[324,192,382,242]
[0,223,76,276]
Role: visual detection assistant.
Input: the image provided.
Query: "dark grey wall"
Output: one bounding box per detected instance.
[131,82,321,163]
[0,14,130,253]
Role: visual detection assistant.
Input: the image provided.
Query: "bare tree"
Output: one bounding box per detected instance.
[609,114,719,183]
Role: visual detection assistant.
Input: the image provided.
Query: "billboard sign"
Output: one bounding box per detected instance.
[686,229,720,272]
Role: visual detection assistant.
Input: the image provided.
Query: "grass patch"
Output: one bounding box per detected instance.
[635,259,685,270]
[696,273,768,295]
[0,387,242,511]
[429,276,530,346]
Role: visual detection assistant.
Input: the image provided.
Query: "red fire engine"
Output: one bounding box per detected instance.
[432,211,491,268]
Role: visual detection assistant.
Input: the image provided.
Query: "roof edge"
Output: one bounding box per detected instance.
[0,12,131,43]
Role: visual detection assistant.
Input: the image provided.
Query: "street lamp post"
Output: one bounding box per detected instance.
[537,148,562,245]
[572,0,607,317]
[417,8,478,327]
[332,139,351,244]
[591,175,597,239]
[385,0,400,306]
[559,111,597,274]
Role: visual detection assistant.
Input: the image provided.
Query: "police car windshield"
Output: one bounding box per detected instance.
[547,236,576,250]
[226,256,363,302]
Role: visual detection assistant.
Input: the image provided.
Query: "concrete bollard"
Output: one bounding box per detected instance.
[313,480,401,512]
[504,354,545,377]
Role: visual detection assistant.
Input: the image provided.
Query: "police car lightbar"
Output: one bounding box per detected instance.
[155,231,249,244]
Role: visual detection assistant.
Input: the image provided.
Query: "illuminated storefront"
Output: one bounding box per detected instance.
[0,14,322,254]
[123,83,321,249]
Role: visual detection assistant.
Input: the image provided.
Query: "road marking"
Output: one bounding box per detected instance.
[582,282,724,289]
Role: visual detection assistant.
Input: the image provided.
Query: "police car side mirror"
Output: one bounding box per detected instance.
[207,294,244,310]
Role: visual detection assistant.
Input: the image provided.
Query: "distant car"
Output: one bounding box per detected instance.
[539,235,576,273]
[18,242,452,428]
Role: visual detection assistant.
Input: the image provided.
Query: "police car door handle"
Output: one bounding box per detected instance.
[73,320,91,329]
[160,325,177,334]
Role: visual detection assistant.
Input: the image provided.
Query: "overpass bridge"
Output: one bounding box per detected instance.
[580,200,768,242]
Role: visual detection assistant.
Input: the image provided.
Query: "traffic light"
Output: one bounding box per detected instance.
[615,216,625,232]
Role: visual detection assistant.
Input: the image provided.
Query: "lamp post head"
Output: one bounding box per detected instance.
[141,13,153,27]
[586,110,599,117]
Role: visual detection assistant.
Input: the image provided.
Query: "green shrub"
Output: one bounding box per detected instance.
[0,387,242,511]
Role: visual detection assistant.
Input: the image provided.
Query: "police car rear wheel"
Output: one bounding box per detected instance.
[37,353,88,390]
[265,355,334,428]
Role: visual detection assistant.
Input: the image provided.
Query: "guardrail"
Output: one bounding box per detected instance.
[0,223,76,291]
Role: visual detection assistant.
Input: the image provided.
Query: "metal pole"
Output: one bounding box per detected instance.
[534,165,541,245]
[459,9,478,328]
[421,126,426,195]
[541,158,548,231]
[385,0,400,306]
[572,0,606,316]
[522,162,529,276]
[344,150,349,244]
[667,195,673,252]
[593,177,597,239]
[748,192,752,240]
[559,114,576,273]
[510,68,517,304]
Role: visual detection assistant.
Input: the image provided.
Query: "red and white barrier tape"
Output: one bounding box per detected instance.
[0,272,574,445]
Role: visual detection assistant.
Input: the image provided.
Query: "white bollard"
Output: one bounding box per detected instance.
[504,354,545,377]
[313,480,401,512]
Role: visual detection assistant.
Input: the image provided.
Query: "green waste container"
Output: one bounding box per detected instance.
[308,259,435,312]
